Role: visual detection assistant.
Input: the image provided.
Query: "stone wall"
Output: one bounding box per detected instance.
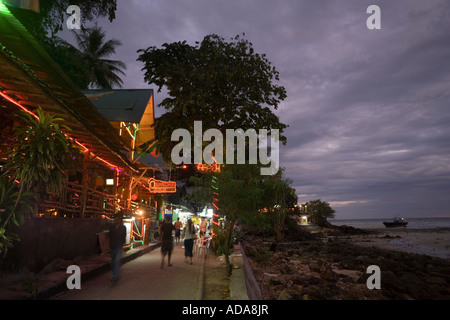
[239,243,263,300]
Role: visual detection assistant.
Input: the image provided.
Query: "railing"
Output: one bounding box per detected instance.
[38,182,116,217]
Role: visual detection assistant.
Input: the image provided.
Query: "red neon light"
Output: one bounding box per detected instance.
[0,91,39,120]
[212,202,219,210]
[1,91,123,170]
[74,140,118,169]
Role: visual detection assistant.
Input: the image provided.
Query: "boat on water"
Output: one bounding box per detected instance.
[383,217,408,228]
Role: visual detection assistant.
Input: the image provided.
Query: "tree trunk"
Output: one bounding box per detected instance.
[274,210,286,243]
[224,218,235,276]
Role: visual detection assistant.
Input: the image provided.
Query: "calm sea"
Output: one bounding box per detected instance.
[328,217,450,229]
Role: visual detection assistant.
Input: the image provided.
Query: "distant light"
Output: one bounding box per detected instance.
[106,179,114,185]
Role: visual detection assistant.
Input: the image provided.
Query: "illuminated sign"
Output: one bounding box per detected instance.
[195,163,221,173]
[148,178,176,193]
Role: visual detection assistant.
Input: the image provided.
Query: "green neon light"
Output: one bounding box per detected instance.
[134,123,139,139]
[0,1,12,14]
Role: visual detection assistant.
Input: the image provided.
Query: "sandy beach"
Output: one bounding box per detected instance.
[342,227,450,259]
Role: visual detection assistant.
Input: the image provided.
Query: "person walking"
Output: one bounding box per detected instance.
[200,217,207,237]
[109,213,126,283]
[182,219,196,265]
[160,215,175,268]
[174,217,182,245]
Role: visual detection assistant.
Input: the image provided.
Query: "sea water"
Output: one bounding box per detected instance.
[328,217,450,229]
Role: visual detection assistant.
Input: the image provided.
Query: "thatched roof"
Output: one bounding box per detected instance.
[0,3,137,171]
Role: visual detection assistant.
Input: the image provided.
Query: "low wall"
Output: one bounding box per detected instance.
[5,217,109,272]
[239,243,263,300]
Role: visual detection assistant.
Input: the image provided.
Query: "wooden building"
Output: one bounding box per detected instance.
[83,89,175,220]
[0,2,148,219]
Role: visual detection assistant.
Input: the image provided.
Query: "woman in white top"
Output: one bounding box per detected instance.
[182,219,196,264]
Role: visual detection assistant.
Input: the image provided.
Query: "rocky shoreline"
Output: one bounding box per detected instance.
[240,224,450,300]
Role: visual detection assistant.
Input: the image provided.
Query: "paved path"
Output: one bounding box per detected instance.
[51,244,204,300]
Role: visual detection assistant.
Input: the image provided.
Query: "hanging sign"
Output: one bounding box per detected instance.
[148,178,176,193]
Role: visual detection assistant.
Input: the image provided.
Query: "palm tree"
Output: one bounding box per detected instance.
[73,24,126,89]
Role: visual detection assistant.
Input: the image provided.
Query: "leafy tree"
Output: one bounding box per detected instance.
[261,169,297,243]
[304,199,336,227]
[138,33,289,275]
[137,34,288,162]
[216,164,265,275]
[72,25,126,89]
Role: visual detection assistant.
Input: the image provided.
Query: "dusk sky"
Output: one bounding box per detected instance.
[61,0,450,219]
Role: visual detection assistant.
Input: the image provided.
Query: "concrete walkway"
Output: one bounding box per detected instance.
[0,242,249,300]
[51,244,205,300]
[0,243,160,300]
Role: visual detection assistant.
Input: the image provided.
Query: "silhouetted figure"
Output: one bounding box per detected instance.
[160,215,175,268]
[109,213,126,283]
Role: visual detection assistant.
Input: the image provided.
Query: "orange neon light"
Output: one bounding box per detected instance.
[148,178,176,193]
[195,163,221,173]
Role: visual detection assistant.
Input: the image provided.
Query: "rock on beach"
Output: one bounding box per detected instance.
[241,224,450,300]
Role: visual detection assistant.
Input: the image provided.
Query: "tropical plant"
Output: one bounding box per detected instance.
[0,176,34,257]
[72,24,126,89]
[47,36,91,89]
[2,108,79,231]
[5,107,78,193]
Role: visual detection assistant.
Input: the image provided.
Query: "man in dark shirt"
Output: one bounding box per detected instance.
[160,215,175,268]
[109,213,126,282]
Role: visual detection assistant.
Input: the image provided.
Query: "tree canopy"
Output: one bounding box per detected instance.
[72,25,126,89]
[304,199,336,227]
[137,34,288,163]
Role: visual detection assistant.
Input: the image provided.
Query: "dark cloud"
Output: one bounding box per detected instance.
[62,0,450,218]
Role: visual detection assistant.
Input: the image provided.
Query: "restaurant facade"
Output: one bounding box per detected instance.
[0,2,180,270]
